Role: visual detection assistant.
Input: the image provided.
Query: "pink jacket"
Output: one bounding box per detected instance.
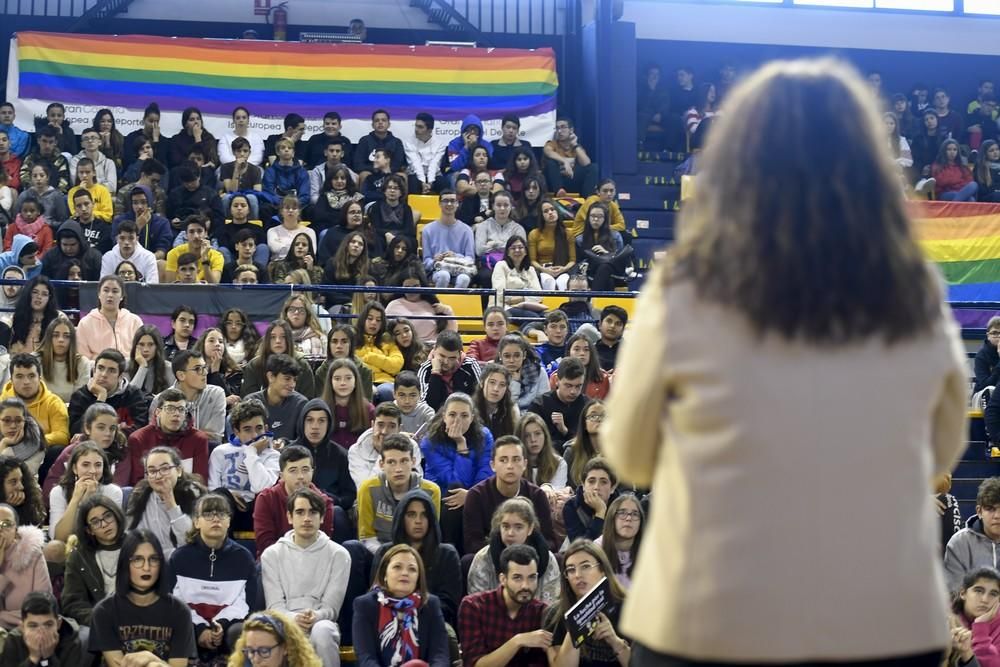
[76,307,143,359]
[0,526,51,629]
[971,614,1000,667]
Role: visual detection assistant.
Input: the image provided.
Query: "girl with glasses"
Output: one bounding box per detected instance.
[125,446,205,559]
[0,501,51,632]
[227,611,322,667]
[170,493,256,662]
[62,494,126,628]
[564,400,604,488]
[89,529,194,666]
[596,493,644,589]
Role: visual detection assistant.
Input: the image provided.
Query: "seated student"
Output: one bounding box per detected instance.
[254,445,339,558]
[148,349,227,443]
[576,203,634,292]
[515,177,545,232]
[262,139,310,212]
[112,182,173,262]
[369,174,417,247]
[931,139,978,202]
[535,310,570,371]
[384,266,458,345]
[216,106,265,166]
[264,113,308,166]
[468,307,509,364]
[15,166,68,225]
[947,477,1000,591]
[467,497,561,604]
[393,371,436,437]
[417,330,483,412]
[48,442,122,542]
[223,234,270,285]
[165,215,224,284]
[71,127,117,191]
[492,236,548,323]
[0,502,51,631]
[420,392,495,548]
[951,567,1000,664]
[232,611,327,667]
[457,543,550,667]
[309,138,357,204]
[491,114,534,171]
[4,196,52,260]
[976,316,1000,394]
[36,316,92,405]
[594,305,626,373]
[126,446,205,559]
[457,170,496,227]
[0,590,85,667]
[353,544,451,667]
[464,434,558,557]
[355,300,403,393]
[544,539,630,667]
[306,111,353,169]
[165,166,225,233]
[569,180,627,240]
[476,191,527,283]
[101,219,159,282]
[360,148,395,204]
[1,353,68,447]
[171,253,202,284]
[554,333,611,400]
[220,137,264,212]
[66,158,113,228]
[0,398,45,475]
[421,190,476,288]
[0,103,29,159]
[163,306,196,361]
[36,219,99,285]
[473,363,519,440]
[286,399,356,512]
[208,397,280,527]
[357,433,440,553]
[977,140,1000,203]
[354,109,408,185]
[268,195,316,262]
[529,357,587,452]
[117,155,167,217]
[64,188,113,257]
[518,411,571,512]
[269,232,323,284]
[544,116,598,197]
[61,494,125,628]
[68,348,149,435]
[349,401,419,488]
[312,167,365,240]
[88,529,196,666]
[563,398,605,486]
[932,87,966,142]
[170,493,257,662]
[446,115,493,177]
[316,325,373,400]
[563,457,620,543]
[320,358,375,449]
[389,319,428,374]
[280,293,325,363]
[497,334,548,413]
[404,112,448,195]
[217,194,268,266]
[596,493,643,590]
[0,235,42,282]
[241,320,316,399]
[455,146,505,199]
[245,353,309,443]
[19,126,70,194]
[122,387,210,486]
[262,487,352,667]
[529,199,576,291]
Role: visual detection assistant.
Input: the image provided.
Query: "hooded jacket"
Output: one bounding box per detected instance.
[68,376,150,435]
[0,235,43,280]
[40,220,102,281]
[348,428,422,490]
[372,489,462,625]
[122,419,210,486]
[0,379,69,446]
[290,399,356,508]
[261,529,351,621]
[357,470,441,552]
[0,614,85,666]
[261,162,310,207]
[353,130,407,175]
[111,184,174,255]
[0,411,45,472]
[75,305,143,359]
[416,354,482,412]
[0,525,51,629]
[62,538,121,625]
[945,515,1000,592]
[467,529,561,605]
[446,115,493,172]
[0,122,29,158]
[170,535,257,636]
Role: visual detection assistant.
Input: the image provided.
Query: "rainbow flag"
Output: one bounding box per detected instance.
[14,31,558,120]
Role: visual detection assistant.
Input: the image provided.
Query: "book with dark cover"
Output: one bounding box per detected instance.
[565,576,611,647]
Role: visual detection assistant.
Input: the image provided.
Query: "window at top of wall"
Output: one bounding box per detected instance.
[792,0,873,7]
[965,0,1000,15]
[876,0,953,9]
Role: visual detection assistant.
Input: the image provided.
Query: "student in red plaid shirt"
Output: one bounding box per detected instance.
[457,543,551,667]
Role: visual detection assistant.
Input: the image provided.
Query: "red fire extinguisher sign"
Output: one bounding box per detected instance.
[254,0,271,16]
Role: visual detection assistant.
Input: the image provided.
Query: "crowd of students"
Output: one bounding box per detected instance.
[0,100,641,297]
[0,173,643,666]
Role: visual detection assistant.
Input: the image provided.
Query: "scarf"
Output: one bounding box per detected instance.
[13,213,47,240]
[379,201,404,229]
[375,586,422,667]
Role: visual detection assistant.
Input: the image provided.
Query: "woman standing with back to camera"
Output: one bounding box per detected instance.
[604,59,969,666]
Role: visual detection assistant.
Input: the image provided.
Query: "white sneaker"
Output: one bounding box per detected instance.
[915,177,936,194]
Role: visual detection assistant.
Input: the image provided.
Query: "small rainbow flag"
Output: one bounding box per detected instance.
[913,201,1000,303]
[14,31,558,120]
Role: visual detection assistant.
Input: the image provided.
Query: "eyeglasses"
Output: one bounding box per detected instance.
[129,555,162,568]
[0,418,24,427]
[183,365,208,375]
[242,646,279,659]
[200,511,231,523]
[440,199,458,206]
[586,414,605,423]
[0,521,15,530]
[564,561,597,579]
[286,306,306,315]
[145,464,177,478]
[989,331,1000,338]
[615,510,640,521]
[160,405,186,415]
[88,511,116,529]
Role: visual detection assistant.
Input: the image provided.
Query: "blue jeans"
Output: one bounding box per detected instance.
[940,181,979,202]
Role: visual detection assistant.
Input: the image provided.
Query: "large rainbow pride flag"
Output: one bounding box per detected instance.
[13,32,558,119]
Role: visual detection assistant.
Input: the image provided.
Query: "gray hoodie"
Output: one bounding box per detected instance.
[347,428,422,490]
[944,515,1000,592]
[261,529,351,622]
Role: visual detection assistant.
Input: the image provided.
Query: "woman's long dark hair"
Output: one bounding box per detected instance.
[472,363,517,438]
[115,529,172,598]
[58,441,113,503]
[502,234,531,272]
[0,458,44,526]
[221,308,260,350]
[600,493,644,579]
[38,315,84,385]
[580,202,613,253]
[126,326,172,395]
[569,399,601,487]
[544,540,626,632]
[669,58,939,345]
[425,393,486,452]
[126,447,205,539]
[504,147,543,182]
[393,265,439,305]
[284,232,319,272]
[354,300,389,349]
[323,165,358,195]
[10,275,59,348]
[976,140,999,190]
[389,318,427,372]
[74,493,125,552]
[536,198,570,266]
[566,333,603,385]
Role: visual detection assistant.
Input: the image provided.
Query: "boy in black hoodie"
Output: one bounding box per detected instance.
[289,398,356,511]
[0,592,84,667]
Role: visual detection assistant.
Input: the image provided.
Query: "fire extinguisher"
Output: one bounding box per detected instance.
[270,2,288,41]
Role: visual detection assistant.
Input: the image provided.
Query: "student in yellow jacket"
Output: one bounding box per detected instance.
[568,178,627,238]
[1,353,70,446]
[354,301,404,391]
